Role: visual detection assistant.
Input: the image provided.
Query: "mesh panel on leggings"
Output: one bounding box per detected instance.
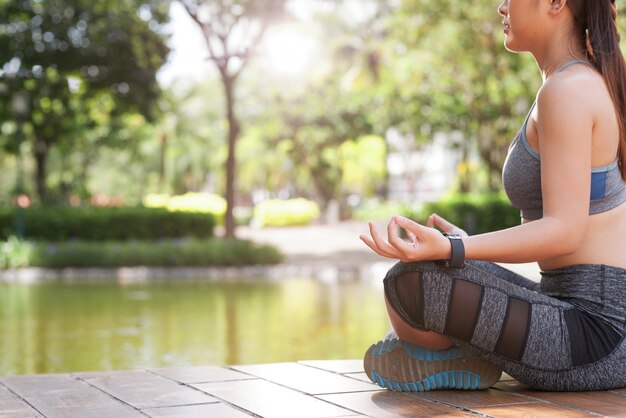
[383,272,425,330]
[494,297,531,361]
[444,279,484,341]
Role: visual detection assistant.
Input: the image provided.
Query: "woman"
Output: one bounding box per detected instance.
[360,0,626,392]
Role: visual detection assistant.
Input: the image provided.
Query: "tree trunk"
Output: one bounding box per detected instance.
[158,132,168,193]
[223,76,240,238]
[33,137,48,204]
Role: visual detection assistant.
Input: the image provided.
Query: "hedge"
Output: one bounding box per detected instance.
[0,207,216,241]
[0,237,282,269]
[403,193,521,235]
[253,198,321,227]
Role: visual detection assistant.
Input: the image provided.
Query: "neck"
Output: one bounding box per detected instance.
[536,53,587,82]
[532,27,587,81]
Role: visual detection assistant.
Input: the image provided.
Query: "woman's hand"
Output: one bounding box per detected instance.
[426,213,469,238]
[359,216,453,262]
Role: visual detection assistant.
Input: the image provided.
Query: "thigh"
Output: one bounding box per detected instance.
[465,260,540,291]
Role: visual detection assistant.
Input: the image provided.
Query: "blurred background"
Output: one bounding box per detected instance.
[0,0,606,375]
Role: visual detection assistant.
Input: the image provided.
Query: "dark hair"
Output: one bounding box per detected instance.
[574,0,626,179]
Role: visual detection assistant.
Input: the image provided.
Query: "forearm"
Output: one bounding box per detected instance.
[463,217,582,263]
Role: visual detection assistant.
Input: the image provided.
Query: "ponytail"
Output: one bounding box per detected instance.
[579,0,626,180]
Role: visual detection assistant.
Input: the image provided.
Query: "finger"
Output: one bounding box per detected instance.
[387,218,413,257]
[369,222,403,258]
[359,235,388,257]
[360,235,401,259]
[393,215,429,240]
[431,213,456,233]
[426,214,435,228]
[407,229,417,242]
[431,214,469,237]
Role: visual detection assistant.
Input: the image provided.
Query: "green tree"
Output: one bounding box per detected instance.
[178,0,286,238]
[0,0,169,203]
[236,0,391,214]
[385,0,538,192]
[154,79,226,196]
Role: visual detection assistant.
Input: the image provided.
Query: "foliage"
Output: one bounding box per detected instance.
[403,193,520,235]
[239,3,391,210]
[253,198,321,227]
[0,237,282,268]
[338,135,387,196]
[352,198,418,221]
[6,1,622,220]
[0,0,170,202]
[384,0,538,192]
[144,192,226,224]
[178,0,287,238]
[0,206,215,241]
[0,236,31,268]
[244,82,385,209]
[152,83,226,196]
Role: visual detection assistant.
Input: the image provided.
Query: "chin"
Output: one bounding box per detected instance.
[503,38,523,53]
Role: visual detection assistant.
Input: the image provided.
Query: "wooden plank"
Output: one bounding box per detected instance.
[232,363,378,395]
[474,402,596,417]
[0,374,142,418]
[298,360,364,374]
[142,403,252,417]
[494,381,626,416]
[416,388,533,408]
[149,366,253,384]
[343,373,373,383]
[530,391,626,417]
[75,370,214,409]
[0,385,42,418]
[39,405,143,418]
[193,379,355,418]
[318,391,474,417]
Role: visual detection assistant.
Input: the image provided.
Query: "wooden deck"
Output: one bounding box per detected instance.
[1,360,625,417]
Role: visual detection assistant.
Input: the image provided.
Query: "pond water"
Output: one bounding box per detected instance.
[0,277,390,375]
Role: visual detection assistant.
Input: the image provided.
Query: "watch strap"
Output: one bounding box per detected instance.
[442,233,465,268]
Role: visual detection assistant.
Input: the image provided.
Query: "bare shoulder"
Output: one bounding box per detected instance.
[536,65,606,118]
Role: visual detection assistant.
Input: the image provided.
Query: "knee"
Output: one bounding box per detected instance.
[383,270,426,330]
[384,260,443,281]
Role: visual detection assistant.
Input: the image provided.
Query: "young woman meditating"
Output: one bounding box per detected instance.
[360,0,626,391]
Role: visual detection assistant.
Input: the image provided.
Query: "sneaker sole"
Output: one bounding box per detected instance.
[363,339,502,392]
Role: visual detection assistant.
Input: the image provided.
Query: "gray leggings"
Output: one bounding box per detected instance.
[383,260,626,391]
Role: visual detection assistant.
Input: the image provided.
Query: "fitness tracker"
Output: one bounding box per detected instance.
[442,233,465,268]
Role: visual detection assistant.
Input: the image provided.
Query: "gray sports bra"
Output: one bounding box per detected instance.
[502,61,626,220]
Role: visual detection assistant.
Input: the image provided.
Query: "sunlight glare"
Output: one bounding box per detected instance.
[261,25,317,76]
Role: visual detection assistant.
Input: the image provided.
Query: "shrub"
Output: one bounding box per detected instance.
[144,192,226,224]
[253,198,321,227]
[403,192,520,235]
[0,206,215,241]
[0,238,282,269]
[0,236,32,269]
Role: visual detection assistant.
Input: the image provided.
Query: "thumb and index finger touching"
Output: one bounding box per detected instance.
[426,213,454,231]
[392,214,453,236]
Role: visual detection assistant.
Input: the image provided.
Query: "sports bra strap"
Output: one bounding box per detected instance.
[556,60,589,73]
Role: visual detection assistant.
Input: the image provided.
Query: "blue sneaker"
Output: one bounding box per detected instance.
[363,338,502,392]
